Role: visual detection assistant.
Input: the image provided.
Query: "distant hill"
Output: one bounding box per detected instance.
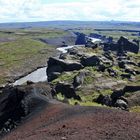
[0,21,140,31]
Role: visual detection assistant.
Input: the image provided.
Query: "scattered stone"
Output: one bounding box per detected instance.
[114,99,128,110]
[81,55,100,67]
[53,82,81,100]
[73,71,87,88]
[117,36,139,54]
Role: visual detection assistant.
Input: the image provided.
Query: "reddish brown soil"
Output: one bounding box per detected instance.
[2,103,140,140]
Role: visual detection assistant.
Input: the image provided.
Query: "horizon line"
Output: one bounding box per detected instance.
[0,20,140,24]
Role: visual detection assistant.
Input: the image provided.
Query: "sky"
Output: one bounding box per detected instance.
[0,0,140,23]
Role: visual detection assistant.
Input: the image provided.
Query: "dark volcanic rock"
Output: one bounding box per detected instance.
[103,36,139,54]
[124,85,140,93]
[117,36,139,54]
[121,73,131,79]
[81,55,100,67]
[96,94,112,106]
[0,83,52,133]
[53,83,81,100]
[73,71,87,88]
[67,48,78,55]
[47,57,83,71]
[47,57,83,82]
[114,99,128,110]
[75,33,86,45]
[111,90,125,100]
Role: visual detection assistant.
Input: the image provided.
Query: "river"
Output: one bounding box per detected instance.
[13,37,101,86]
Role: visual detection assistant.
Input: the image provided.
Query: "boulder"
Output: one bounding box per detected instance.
[114,99,128,110]
[73,71,87,88]
[103,36,139,54]
[123,85,140,93]
[47,57,83,71]
[121,73,131,79]
[117,36,139,54]
[127,93,140,107]
[111,90,125,100]
[67,48,78,55]
[75,33,86,45]
[97,64,106,72]
[47,57,83,81]
[125,68,136,75]
[59,53,68,60]
[103,52,114,61]
[96,94,112,106]
[53,83,81,100]
[118,61,126,68]
[85,41,98,49]
[81,55,100,67]
[107,68,117,77]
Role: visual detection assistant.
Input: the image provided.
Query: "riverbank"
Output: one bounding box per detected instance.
[0,28,75,86]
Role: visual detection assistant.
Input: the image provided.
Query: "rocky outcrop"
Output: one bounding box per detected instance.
[0,82,52,134]
[73,71,88,88]
[96,92,128,110]
[81,55,100,67]
[52,82,81,100]
[117,36,139,54]
[47,36,140,111]
[47,57,83,82]
[103,36,139,54]
[75,33,86,45]
[96,85,140,110]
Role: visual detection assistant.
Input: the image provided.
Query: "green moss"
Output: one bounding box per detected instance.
[56,93,65,101]
[80,101,103,106]
[52,71,78,84]
[0,38,50,68]
[68,98,102,107]
[130,106,140,113]
[84,75,94,85]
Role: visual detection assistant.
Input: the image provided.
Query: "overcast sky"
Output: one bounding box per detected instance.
[0,0,140,23]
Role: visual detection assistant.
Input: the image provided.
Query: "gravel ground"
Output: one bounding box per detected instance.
[2,103,140,140]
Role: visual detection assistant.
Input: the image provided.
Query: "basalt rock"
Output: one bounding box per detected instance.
[117,36,139,54]
[67,48,78,55]
[52,82,81,100]
[85,41,98,49]
[114,99,128,110]
[47,57,83,82]
[103,36,139,54]
[123,85,140,93]
[96,92,128,110]
[81,55,100,67]
[0,83,52,133]
[75,33,86,45]
[121,73,131,79]
[73,71,88,88]
[96,94,112,106]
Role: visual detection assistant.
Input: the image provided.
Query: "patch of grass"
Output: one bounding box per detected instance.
[68,98,102,107]
[80,101,103,106]
[130,106,140,113]
[0,28,67,39]
[84,75,94,85]
[56,93,65,101]
[0,38,51,68]
[52,71,78,84]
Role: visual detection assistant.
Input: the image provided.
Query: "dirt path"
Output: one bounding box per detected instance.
[2,103,140,140]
